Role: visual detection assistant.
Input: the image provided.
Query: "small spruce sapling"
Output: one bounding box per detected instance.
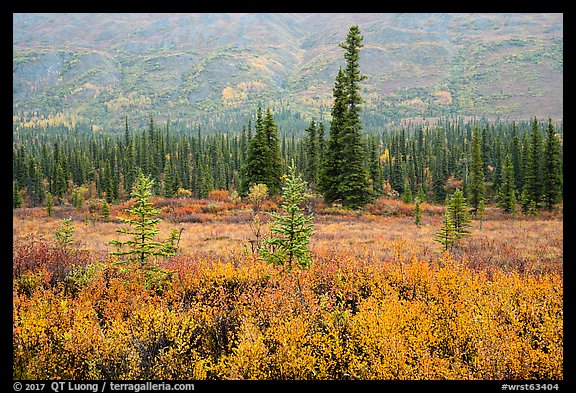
[259,165,315,272]
[414,198,422,228]
[55,217,75,249]
[109,174,176,288]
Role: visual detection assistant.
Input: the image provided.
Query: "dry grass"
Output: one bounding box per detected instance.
[13,207,562,275]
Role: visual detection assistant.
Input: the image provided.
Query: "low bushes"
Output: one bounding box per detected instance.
[13,240,563,380]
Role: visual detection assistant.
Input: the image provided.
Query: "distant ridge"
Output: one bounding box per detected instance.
[13,13,563,128]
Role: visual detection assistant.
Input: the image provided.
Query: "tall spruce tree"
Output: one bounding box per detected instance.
[305,120,319,191]
[469,126,485,212]
[320,25,371,208]
[524,117,544,208]
[542,118,562,211]
[264,108,282,195]
[338,25,371,208]
[319,68,346,204]
[498,155,517,213]
[241,107,282,196]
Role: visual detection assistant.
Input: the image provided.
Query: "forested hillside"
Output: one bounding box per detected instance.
[13,13,563,128]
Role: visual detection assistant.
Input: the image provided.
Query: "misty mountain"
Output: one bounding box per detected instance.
[13,13,563,129]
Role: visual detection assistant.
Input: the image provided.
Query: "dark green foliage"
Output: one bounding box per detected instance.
[320,25,371,209]
[497,155,517,213]
[319,68,346,204]
[476,197,486,229]
[542,118,562,211]
[522,117,544,210]
[469,126,485,211]
[259,165,315,272]
[434,188,471,251]
[368,136,383,195]
[109,173,175,270]
[11,103,562,213]
[434,204,455,252]
[55,217,75,248]
[241,107,282,196]
[45,192,53,216]
[101,201,111,219]
[449,188,472,244]
[13,181,23,208]
[414,198,422,228]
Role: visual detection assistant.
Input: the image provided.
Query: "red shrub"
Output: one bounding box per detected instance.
[13,235,91,286]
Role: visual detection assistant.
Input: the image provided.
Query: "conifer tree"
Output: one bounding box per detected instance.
[305,120,319,191]
[338,24,371,208]
[319,68,346,204]
[498,155,517,213]
[264,108,282,195]
[320,25,370,209]
[542,118,562,211]
[414,198,422,228]
[101,200,111,220]
[510,121,523,192]
[523,117,543,208]
[259,165,314,272]
[368,136,383,195]
[110,173,175,270]
[13,181,23,208]
[241,107,281,196]
[45,192,53,216]
[449,188,472,245]
[476,197,486,229]
[469,126,485,211]
[434,202,455,252]
[55,217,75,249]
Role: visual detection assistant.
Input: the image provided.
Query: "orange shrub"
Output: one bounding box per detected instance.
[366,198,414,216]
[13,229,563,380]
[208,189,230,202]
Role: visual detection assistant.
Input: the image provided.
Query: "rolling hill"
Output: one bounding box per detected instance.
[13,13,563,130]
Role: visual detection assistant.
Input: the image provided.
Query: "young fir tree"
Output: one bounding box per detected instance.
[101,200,111,220]
[542,118,562,211]
[55,217,75,249]
[109,173,175,271]
[449,188,472,246]
[414,198,422,228]
[45,192,54,217]
[497,155,517,214]
[259,165,315,272]
[434,201,456,252]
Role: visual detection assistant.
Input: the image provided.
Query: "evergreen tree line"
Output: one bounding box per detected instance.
[12,114,563,212]
[12,25,562,213]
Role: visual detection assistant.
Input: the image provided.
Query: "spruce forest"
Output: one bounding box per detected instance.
[13,14,563,384]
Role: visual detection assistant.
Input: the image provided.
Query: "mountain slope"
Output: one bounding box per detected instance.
[13,13,563,129]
